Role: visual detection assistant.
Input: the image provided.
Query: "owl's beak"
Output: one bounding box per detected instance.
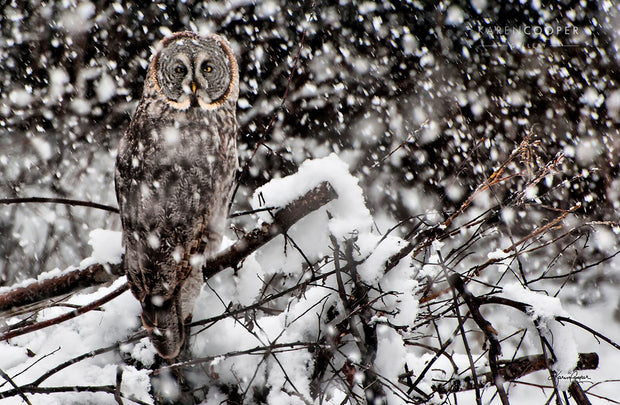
[191,82,197,94]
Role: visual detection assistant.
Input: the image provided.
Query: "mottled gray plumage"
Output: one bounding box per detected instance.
[115,32,238,359]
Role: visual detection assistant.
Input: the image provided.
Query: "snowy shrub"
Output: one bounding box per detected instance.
[2,150,619,404]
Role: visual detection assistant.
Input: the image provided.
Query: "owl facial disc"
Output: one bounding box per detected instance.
[152,32,238,111]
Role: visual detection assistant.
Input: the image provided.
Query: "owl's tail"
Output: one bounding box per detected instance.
[141,297,185,359]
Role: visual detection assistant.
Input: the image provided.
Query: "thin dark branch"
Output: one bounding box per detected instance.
[555,316,620,351]
[0,197,119,213]
[189,269,337,330]
[441,256,482,405]
[229,206,276,218]
[404,336,453,399]
[479,296,620,351]
[0,367,32,405]
[0,347,61,388]
[31,332,146,387]
[152,341,318,376]
[433,352,599,395]
[0,384,116,398]
[448,273,509,405]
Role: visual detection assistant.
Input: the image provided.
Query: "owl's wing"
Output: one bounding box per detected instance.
[114,115,182,302]
[115,119,187,359]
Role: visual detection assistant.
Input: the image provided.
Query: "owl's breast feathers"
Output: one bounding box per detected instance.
[115,105,237,302]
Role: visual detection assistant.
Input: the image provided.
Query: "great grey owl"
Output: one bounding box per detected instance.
[115,31,238,359]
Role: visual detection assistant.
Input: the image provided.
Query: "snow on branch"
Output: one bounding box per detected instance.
[0,182,337,315]
[0,263,122,313]
[203,181,337,279]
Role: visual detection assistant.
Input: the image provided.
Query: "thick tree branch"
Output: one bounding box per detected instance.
[203,181,337,279]
[0,182,338,313]
[0,263,122,313]
[568,381,593,405]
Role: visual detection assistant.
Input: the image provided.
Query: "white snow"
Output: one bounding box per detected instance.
[59,1,96,34]
[80,229,123,266]
[251,153,373,239]
[0,153,609,403]
[70,98,92,115]
[401,33,418,55]
[502,283,568,320]
[1,2,618,403]
[96,73,117,103]
[0,277,146,405]
[580,87,605,107]
[487,248,507,260]
[501,283,578,386]
[48,68,70,100]
[374,325,408,403]
[446,6,465,26]
[471,0,487,13]
[606,88,620,121]
[30,137,52,160]
[8,88,33,107]
[0,229,122,296]
[359,235,402,284]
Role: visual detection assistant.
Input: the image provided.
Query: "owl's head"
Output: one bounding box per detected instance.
[149,31,239,111]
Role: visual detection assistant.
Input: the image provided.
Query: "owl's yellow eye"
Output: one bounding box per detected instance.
[201,62,213,74]
[174,65,187,75]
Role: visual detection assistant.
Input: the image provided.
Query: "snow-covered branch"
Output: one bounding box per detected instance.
[203,181,337,279]
[0,182,337,315]
[0,263,122,313]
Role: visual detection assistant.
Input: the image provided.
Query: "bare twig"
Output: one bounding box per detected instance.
[152,341,318,376]
[502,202,581,254]
[443,260,482,405]
[0,385,114,399]
[433,352,599,394]
[447,273,509,405]
[479,296,620,351]
[31,333,146,387]
[0,197,119,213]
[0,367,32,405]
